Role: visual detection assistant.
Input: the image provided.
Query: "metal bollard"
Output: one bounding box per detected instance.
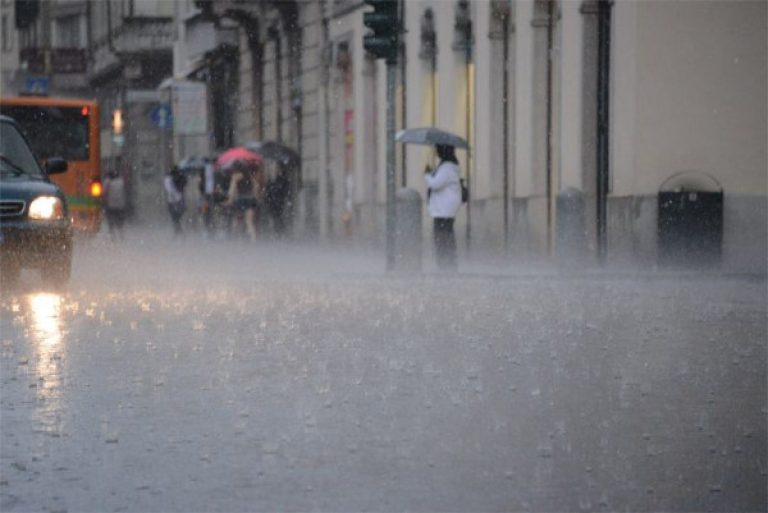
[394,188,422,272]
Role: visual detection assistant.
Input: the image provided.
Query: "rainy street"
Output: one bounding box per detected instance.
[0,230,765,512]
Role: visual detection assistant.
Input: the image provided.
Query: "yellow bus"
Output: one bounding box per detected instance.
[0,96,102,234]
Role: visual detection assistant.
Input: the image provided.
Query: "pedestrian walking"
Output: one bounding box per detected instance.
[102,165,127,241]
[425,144,463,270]
[164,166,187,236]
[223,161,264,242]
[265,168,290,237]
[198,159,216,237]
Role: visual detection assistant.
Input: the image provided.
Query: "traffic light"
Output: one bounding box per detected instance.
[363,0,399,63]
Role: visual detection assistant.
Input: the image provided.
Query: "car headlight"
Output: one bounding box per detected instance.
[29,196,64,220]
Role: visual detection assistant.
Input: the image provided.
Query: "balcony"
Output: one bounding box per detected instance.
[20,48,87,74]
[115,17,175,53]
[186,16,238,61]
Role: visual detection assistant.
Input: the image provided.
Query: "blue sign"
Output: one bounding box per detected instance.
[24,77,49,95]
[149,103,173,129]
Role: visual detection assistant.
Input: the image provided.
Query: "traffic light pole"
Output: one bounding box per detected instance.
[385,58,397,271]
[362,0,399,270]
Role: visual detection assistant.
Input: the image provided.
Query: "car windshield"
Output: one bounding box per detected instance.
[0,121,44,178]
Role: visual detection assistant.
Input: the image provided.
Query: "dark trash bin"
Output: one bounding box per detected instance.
[658,171,723,268]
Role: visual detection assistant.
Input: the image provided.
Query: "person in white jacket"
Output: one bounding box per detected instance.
[424,144,462,270]
[102,166,127,241]
[163,166,186,236]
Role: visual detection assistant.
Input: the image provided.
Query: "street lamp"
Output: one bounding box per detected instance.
[112,109,125,147]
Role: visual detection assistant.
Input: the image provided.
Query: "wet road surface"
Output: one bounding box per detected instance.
[1,230,766,512]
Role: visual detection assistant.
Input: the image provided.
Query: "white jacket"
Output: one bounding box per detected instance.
[163,175,184,205]
[103,176,126,209]
[425,160,461,218]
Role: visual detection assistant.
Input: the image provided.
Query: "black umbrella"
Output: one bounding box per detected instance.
[177,156,208,174]
[245,141,300,166]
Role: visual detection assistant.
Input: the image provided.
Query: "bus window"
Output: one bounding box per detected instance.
[0,105,90,161]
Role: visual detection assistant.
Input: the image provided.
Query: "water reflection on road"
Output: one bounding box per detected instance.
[27,292,65,436]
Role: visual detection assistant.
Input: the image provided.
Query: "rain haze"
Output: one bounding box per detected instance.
[1,1,766,513]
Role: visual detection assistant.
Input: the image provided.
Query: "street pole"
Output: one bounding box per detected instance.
[362,0,399,270]
[546,0,554,257]
[596,0,612,265]
[385,58,397,271]
[502,10,510,251]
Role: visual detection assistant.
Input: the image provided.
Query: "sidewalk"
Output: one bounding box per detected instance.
[78,224,767,285]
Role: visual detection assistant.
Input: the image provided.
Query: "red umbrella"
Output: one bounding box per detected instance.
[216,146,263,172]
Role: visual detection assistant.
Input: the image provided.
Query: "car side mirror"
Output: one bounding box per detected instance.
[45,157,68,175]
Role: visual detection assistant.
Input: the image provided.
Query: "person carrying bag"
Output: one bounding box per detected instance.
[424,144,463,270]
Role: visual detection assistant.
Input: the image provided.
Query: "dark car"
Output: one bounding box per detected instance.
[0,115,72,285]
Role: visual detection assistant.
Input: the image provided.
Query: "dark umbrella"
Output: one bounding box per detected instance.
[395,127,469,150]
[177,156,207,175]
[245,141,300,166]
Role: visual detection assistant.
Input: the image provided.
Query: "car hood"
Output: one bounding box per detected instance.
[0,176,65,201]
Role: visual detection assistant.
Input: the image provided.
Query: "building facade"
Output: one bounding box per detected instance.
[87,0,175,224]
[1,0,90,97]
[1,0,765,271]
[1,0,175,223]
[0,0,20,95]
[204,0,765,271]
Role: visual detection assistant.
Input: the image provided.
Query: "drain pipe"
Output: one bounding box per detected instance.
[465,49,472,250]
[456,2,473,250]
[106,0,115,53]
[268,24,283,141]
[428,8,436,127]
[596,0,612,264]
[545,0,554,256]
[321,1,333,237]
[399,0,407,187]
[502,8,510,249]
[240,14,263,139]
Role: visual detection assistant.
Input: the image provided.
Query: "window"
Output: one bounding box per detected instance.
[0,121,44,177]
[0,105,91,161]
[56,15,81,48]
[1,15,13,51]
[20,23,37,50]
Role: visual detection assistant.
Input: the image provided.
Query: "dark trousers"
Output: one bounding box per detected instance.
[168,204,184,235]
[433,217,457,270]
[104,208,125,239]
[202,195,214,234]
